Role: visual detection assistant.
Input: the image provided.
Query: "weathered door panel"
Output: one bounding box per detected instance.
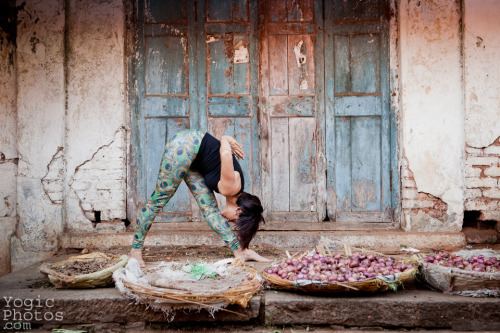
[133,0,260,222]
[135,0,196,222]
[325,0,392,222]
[204,0,260,199]
[261,0,324,222]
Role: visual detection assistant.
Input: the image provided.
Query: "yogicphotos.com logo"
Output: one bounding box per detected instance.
[2,295,63,330]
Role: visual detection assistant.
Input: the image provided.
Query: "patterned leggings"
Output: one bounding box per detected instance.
[131,130,240,251]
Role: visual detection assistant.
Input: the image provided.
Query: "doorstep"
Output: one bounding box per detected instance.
[1,252,499,331]
[60,229,466,252]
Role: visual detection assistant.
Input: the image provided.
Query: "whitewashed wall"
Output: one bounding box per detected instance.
[65,0,127,232]
[0,3,18,276]
[399,0,465,232]
[463,0,500,222]
[1,0,127,273]
[12,0,66,270]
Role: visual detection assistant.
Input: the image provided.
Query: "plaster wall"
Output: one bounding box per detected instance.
[0,1,18,276]
[65,0,127,232]
[462,0,500,222]
[463,0,500,148]
[398,0,465,232]
[12,0,66,271]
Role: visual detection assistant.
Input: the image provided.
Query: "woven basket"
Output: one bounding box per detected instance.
[119,265,262,308]
[262,267,416,293]
[39,252,129,288]
[419,250,500,295]
[122,273,261,308]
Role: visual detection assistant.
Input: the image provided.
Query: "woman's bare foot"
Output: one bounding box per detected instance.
[129,248,146,268]
[233,248,273,263]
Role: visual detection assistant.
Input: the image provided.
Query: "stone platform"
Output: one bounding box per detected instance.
[1,249,499,332]
[61,229,467,252]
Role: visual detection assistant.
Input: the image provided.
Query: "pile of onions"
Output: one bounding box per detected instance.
[264,251,414,283]
[423,252,500,273]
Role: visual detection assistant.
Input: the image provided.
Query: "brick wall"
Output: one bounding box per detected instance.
[465,137,500,221]
[69,128,127,223]
[401,156,449,230]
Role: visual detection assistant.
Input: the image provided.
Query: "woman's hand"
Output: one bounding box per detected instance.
[222,135,245,159]
[233,248,273,263]
[129,248,146,268]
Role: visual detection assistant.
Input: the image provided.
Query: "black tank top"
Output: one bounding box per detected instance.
[190,133,245,194]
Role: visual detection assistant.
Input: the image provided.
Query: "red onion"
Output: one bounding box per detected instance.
[422,252,499,273]
[266,251,419,284]
[349,260,360,268]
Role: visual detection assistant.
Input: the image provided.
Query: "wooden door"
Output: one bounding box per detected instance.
[132,0,397,226]
[260,0,326,222]
[204,0,260,199]
[133,0,260,221]
[325,0,394,223]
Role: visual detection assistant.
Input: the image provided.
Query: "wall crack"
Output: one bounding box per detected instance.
[41,146,64,205]
[69,127,127,222]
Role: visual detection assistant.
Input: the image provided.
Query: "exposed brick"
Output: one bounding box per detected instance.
[465,189,482,200]
[465,146,484,155]
[466,177,499,188]
[484,166,500,177]
[466,156,499,166]
[484,188,500,199]
[402,188,418,200]
[480,210,500,221]
[402,178,416,188]
[465,166,482,177]
[465,199,499,211]
[402,166,414,179]
[96,180,125,191]
[484,145,500,155]
[402,198,436,209]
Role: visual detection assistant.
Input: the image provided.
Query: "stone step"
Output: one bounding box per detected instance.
[0,261,499,331]
[61,229,466,252]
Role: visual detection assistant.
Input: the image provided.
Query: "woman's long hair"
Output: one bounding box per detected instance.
[235,192,265,249]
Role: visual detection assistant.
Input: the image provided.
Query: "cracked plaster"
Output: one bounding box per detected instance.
[68,127,127,230]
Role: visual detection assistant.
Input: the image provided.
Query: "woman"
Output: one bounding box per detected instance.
[130,129,271,267]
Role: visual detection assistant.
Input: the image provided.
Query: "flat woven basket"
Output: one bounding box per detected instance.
[262,267,416,293]
[419,250,500,295]
[120,268,262,309]
[39,252,129,288]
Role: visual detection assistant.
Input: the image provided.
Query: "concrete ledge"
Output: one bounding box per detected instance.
[0,288,260,325]
[61,230,466,251]
[0,265,259,325]
[264,290,500,331]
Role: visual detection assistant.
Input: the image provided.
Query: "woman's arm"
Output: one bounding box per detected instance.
[218,135,244,196]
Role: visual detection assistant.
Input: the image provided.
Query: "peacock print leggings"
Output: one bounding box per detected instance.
[131,129,240,251]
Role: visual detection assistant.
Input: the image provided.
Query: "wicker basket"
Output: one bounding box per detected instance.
[262,267,417,293]
[419,250,500,296]
[114,263,262,314]
[122,273,261,308]
[39,252,129,288]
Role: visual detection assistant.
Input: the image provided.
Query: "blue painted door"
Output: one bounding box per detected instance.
[132,0,397,225]
[133,0,260,222]
[259,0,326,222]
[324,0,396,222]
